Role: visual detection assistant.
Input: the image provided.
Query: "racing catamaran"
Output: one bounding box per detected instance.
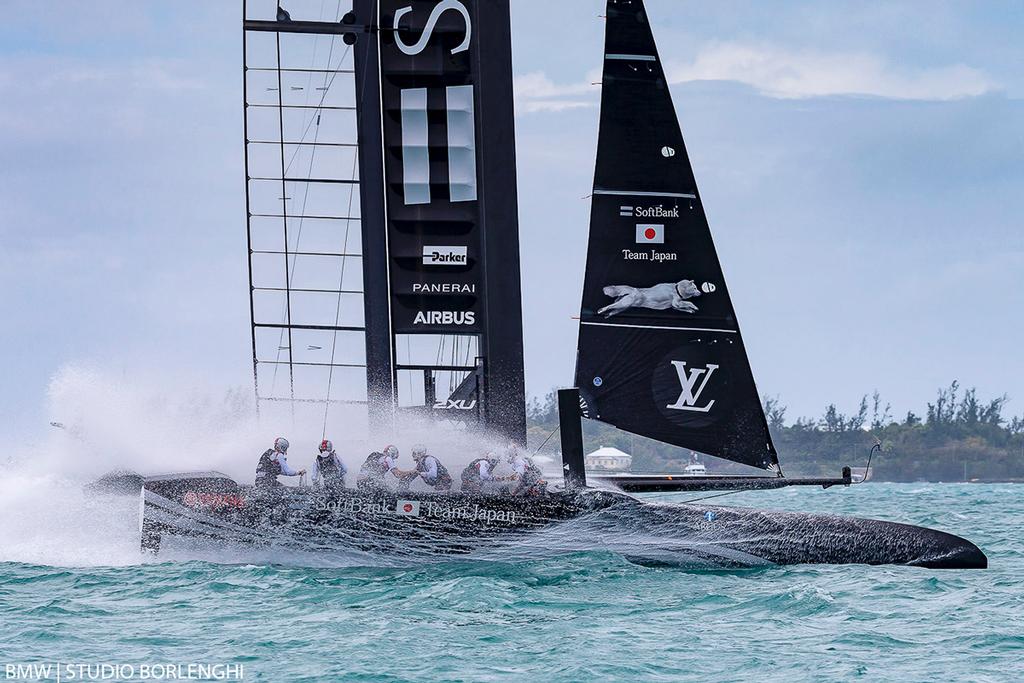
[139,0,986,569]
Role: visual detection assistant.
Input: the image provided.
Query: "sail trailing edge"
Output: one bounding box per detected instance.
[574,0,778,470]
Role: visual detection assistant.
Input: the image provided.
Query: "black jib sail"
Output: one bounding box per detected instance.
[574,0,777,470]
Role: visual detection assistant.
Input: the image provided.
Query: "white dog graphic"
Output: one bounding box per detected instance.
[598,280,701,317]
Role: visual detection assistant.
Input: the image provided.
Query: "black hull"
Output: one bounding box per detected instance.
[140,473,986,569]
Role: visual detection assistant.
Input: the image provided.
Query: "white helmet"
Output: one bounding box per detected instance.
[383,444,399,459]
[274,437,290,453]
[412,444,428,458]
[319,439,333,454]
[504,444,520,463]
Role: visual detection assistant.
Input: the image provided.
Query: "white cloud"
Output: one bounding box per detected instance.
[0,56,214,142]
[666,42,998,100]
[514,71,598,113]
[513,43,996,114]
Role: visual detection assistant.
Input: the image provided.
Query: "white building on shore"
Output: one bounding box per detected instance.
[585,446,632,472]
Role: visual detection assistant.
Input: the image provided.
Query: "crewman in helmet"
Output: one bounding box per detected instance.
[407,444,453,492]
[460,452,500,494]
[357,445,414,493]
[502,445,547,496]
[255,437,306,489]
[312,439,347,495]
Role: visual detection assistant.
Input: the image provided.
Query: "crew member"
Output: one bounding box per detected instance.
[312,439,347,494]
[460,452,499,494]
[357,445,413,492]
[504,446,547,496]
[408,444,453,492]
[255,437,306,489]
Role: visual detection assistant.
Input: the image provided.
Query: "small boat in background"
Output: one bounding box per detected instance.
[849,466,874,483]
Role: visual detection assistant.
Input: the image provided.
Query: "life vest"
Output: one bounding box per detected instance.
[417,456,451,488]
[516,457,546,494]
[359,452,390,479]
[317,453,342,480]
[518,458,544,487]
[461,458,493,490]
[256,449,282,486]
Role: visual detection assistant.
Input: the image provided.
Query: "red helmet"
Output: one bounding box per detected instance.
[319,439,333,453]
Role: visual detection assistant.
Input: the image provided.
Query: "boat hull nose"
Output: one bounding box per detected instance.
[673,506,990,570]
[912,533,988,570]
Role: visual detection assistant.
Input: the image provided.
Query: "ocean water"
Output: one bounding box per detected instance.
[1,483,1020,683]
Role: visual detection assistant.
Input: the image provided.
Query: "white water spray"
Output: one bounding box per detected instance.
[0,364,538,566]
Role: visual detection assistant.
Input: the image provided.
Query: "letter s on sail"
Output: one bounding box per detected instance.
[394,0,472,56]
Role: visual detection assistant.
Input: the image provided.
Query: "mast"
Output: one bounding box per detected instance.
[351,0,395,435]
[475,1,528,444]
[573,0,778,470]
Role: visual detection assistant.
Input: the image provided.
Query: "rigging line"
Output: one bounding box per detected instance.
[269,20,328,393]
[453,337,459,394]
[454,337,462,395]
[434,334,444,367]
[273,67,329,362]
[675,489,748,505]
[282,27,332,177]
[533,424,560,458]
[431,336,443,398]
[268,42,352,395]
[454,333,462,393]
[451,336,460,395]
[320,101,358,438]
[406,336,413,409]
[273,29,296,419]
[458,338,468,393]
[321,151,360,438]
[281,44,351,176]
[282,43,352,281]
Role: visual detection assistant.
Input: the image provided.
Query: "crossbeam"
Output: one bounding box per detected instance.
[593,469,853,493]
[243,19,362,36]
[396,364,478,373]
[254,322,365,332]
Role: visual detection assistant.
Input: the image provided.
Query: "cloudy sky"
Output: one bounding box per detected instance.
[2,0,1022,440]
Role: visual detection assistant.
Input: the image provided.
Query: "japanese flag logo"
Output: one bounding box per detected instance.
[396,500,421,517]
[636,224,664,244]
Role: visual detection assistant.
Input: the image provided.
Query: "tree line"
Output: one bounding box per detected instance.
[526,381,1024,482]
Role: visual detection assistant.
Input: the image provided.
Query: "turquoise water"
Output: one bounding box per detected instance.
[1,483,1020,682]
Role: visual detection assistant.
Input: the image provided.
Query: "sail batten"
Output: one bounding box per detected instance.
[593,189,696,198]
[582,322,739,334]
[574,0,778,470]
[605,54,658,61]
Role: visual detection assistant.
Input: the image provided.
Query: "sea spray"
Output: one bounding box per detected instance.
[0,363,544,567]
[0,471,141,566]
